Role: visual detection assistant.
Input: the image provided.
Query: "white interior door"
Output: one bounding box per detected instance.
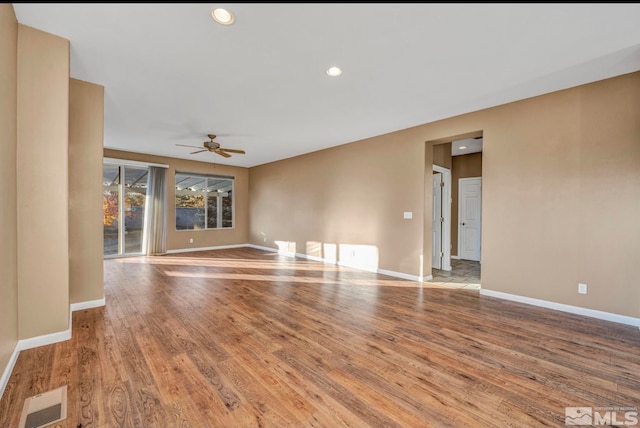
[459,177,481,261]
[432,173,443,269]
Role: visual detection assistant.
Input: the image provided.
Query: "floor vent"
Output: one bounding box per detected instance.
[18,385,67,428]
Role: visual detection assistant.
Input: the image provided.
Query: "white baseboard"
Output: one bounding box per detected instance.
[337,260,377,273]
[246,244,298,258]
[246,244,280,253]
[166,244,247,254]
[0,343,20,402]
[247,244,426,283]
[19,313,73,351]
[377,268,423,282]
[71,297,105,312]
[480,289,640,328]
[450,255,460,260]
[296,253,328,263]
[0,296,107,401]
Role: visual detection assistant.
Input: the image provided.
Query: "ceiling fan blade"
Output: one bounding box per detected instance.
[219,148,245,154]
[176,144,203,149]
[214,150,232,158]
[190,149,207,154]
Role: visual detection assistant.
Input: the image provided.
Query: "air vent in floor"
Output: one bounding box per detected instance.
[18,385,67,428]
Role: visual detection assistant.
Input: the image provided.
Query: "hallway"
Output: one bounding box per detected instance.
[430,259,481,290]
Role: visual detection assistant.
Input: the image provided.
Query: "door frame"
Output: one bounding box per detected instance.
[433,165,452,271]
[457,176,482,262]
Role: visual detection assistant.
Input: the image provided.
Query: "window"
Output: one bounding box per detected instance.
[175,172,234,230]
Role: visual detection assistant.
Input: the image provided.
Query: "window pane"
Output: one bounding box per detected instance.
[207,193,218,229]
[176,172,233,230]
[103,164,120,255]
[222,189,232,228]
[176,193,205,230]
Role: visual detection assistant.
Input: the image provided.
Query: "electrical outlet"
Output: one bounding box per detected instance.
[189,238,194,244]
[578,283,587,294]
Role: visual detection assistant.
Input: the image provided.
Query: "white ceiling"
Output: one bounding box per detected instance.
[452,138,482,157]
[13,4,640,168]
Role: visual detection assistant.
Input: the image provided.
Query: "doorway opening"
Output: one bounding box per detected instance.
[429,133,483,289]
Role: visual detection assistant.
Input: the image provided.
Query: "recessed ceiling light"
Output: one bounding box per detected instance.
[459,146,467,150]
[326,66,342,77]
[212,8,234,25]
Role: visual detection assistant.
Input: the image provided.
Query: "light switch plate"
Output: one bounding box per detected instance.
[403,211,413,219]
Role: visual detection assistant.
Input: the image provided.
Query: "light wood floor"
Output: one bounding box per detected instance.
[1,248,639,427]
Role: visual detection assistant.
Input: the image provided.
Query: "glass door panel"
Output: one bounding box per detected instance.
[123,166,147,254]
[103,163,148,257]
[103,164,120,256]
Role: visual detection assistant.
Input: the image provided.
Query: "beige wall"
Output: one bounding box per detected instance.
[433,142,452,169]
[104,150,249,250]
[576,74,640,318]
[69,79,104,304]
[17,24,70,339]
[250,72,640,318]
[0,4,18,374]
[250,132,426,276]
[451,152,482,256]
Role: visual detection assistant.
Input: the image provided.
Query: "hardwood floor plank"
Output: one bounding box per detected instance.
[1,247,639,427]
[273,347,399,427]
[107,380,137,428]
[251,353,368,427]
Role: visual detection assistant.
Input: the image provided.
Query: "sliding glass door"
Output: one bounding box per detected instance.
[103,163,148,256]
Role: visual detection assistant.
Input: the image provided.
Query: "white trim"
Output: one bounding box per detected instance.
[246,244,298,258]
[246,244,279,253]
[166,244,247,254]
[376,268,424,282]
[19,315,72,351]
[337,261,376,273]
[480,289,640,328]
[450,255,460,260]
[0,343,20,401]
[432,165,452,271]
[103,157,168,169]
[246,244,428,283]
[71,298,106,312]
[297,253,326,263]
[0,297,108,400]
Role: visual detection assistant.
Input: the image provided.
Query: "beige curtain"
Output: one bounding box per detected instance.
[143,166,167,255]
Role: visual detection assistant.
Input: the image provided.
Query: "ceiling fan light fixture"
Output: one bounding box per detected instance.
[326,66,342,77]
[212,8,234,25]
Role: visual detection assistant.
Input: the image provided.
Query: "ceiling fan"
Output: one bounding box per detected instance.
[176,134,245,158]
